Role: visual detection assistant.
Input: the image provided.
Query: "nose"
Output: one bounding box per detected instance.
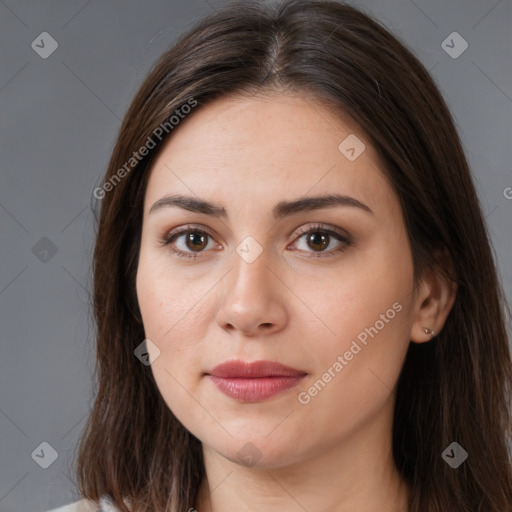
[215,245,288,337]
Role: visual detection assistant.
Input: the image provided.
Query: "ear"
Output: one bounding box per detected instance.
[410,250,458,343]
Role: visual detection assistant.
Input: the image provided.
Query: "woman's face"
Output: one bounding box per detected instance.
[136,91,421,469]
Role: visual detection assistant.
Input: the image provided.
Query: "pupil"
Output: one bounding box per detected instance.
[187,232,207,251]
[308,232,328,251]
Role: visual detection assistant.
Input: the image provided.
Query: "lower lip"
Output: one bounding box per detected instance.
[208,375,305,402]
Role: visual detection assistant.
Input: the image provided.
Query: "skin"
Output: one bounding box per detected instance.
[135,90,457,512]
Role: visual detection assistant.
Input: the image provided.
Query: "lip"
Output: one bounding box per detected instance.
[206,360,307,402]
[208,360,306,378]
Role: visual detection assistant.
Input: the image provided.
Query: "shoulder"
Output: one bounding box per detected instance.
[47,495,124,512]
[46,499,100,512]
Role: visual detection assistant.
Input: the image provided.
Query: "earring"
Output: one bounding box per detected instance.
[423,327,436,337]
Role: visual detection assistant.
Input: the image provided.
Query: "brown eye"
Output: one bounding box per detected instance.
[291,224,352,257]
[161,226,217,259]
[306,231,330,252]
[184,231,208,251]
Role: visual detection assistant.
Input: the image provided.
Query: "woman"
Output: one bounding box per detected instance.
[54,0,512,511]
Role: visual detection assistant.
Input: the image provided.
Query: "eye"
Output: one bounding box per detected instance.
[290,223,352,257]
[159,223,352,260]
[160,225,218,260]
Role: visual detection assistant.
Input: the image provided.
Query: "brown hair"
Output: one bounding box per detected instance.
[75,1,512,510]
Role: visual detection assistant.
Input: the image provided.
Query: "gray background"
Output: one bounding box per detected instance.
[1,0,511,510]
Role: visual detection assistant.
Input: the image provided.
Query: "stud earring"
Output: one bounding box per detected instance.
[423,327,436,337]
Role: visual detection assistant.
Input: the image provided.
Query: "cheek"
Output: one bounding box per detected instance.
[292,243,414,420]
[300,242,413,347]
[292,298,411,452]
[136,245,210,342]
[135,251,215,415]
[297,285,411,397]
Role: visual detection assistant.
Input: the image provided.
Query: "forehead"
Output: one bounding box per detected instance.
[156,91,371,160]
[143,91,394,217]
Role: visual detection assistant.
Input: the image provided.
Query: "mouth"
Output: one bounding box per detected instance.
[205,360,307,402]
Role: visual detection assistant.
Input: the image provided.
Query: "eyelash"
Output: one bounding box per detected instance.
[159,223,352,260]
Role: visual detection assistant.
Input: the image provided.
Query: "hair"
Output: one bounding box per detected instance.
[75,1,512,511]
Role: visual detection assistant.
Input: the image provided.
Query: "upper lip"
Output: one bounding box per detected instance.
[207,360,307,378]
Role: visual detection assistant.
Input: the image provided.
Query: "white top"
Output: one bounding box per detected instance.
[47,495,122,512]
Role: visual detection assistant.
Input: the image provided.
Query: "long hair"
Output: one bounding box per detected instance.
[75,1,512,510]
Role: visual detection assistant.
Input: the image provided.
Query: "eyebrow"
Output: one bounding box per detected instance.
[148,193,373,219]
